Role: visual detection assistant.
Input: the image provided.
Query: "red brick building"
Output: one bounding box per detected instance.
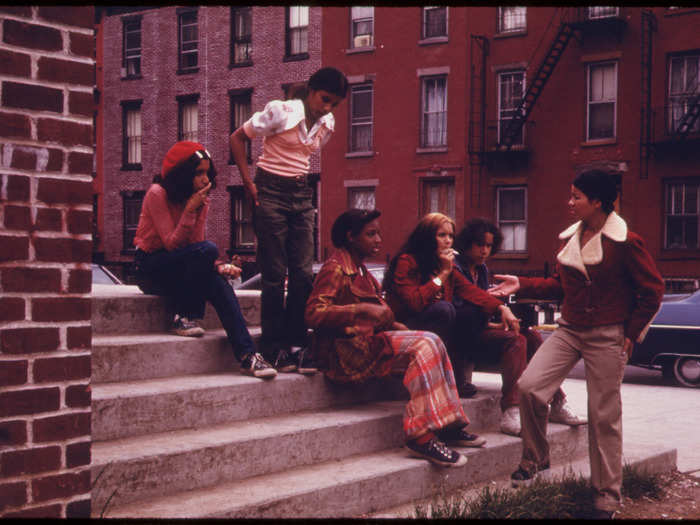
[96,6,322,280]
[321,6,700,289]
[1,5,94,517]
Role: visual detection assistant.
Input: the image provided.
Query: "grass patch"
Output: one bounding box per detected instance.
[415,463,666,520]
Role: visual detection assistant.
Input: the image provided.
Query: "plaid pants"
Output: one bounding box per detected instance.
[379,330,468,440]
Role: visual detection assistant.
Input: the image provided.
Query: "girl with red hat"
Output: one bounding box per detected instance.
[133,141,277,379]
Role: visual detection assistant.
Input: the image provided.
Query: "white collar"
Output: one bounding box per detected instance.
[281,99,335,141]
[556,211,628,279]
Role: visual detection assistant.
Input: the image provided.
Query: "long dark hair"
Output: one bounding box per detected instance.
[153,154,217,205]
[383,213,455,294]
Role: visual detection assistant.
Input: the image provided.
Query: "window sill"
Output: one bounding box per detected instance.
[345,151,374,159]
[229,61,253,69]
[416,146,448,154]
[658,250,700,260]
[492,252,528,260]
[283,53,309,63]
[121,164,142,171]
[581,138,617,147]
[494,29,527,39]
[121,74,143,81]
[346,46,375,55]
[418,36,448,46]
[177,67,199,75]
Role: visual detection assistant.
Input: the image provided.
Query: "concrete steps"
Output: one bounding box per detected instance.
[89,285,675,518]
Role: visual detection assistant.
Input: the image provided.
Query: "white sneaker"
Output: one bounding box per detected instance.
[500,406,521,436]
[549,400,587,426]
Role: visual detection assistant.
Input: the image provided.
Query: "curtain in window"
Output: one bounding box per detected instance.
[126,109,141,164]
[124,20,141,76]
[182,103,198,142]
[669,55,700,133]
[423,77,447,147]
[348,188,376,210]
[588,63,616,139]
[233,7,252,63]
[351,7,373,48]
[289,6,308,55]
[500,7,526,32]
[423,7,447,38]
[498,188,526,251]
[666,182,699,249]
[499,71,524,144]
[351,85,372,152]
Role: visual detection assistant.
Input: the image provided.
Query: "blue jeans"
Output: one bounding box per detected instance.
[253,168,314,352]
[134,241,255,362]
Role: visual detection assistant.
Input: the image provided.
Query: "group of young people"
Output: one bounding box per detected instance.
[131,67,664,520]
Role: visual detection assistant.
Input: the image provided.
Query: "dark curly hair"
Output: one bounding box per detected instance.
[573,169,618,214]
[455,217,503,257]
[153,153,217,205]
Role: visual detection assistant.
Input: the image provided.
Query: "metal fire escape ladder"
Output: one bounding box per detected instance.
[468,35,488,166]
[499,13,579,149]
[639,9,656,179]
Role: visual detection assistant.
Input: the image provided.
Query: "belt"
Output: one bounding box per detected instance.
[256,167,309,186]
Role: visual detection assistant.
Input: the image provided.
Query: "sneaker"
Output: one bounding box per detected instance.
[240,353,277,379]
[457,381,478,398]
[406,437,468,468]
[273,348,297,373]
[439,426,486,448]
[500,406,521,436]
[549,399,587,426]
[510,462,550,487]
[171,315,204,337]
[291,346,318,375]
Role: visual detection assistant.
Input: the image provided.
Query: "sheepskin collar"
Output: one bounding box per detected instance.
[556,211,627,279]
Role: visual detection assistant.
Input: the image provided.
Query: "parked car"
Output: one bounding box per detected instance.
[630,289,700,388]
[234,262,386,290]
[92,263,123,285]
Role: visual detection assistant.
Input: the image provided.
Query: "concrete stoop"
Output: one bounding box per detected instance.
[89,286,676,518]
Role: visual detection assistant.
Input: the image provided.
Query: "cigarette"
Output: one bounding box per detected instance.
[451,249,459,255]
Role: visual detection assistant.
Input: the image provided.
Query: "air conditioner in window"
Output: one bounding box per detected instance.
[353,34,372,48]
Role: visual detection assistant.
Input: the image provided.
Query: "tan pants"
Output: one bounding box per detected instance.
[517,319,627,512]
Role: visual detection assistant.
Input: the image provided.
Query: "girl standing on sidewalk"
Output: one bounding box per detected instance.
[490,170,664,518]
[230,67,348,374]
[134,141,276,379]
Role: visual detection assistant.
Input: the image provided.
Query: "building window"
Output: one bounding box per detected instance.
[230,90,252,163]
[497,186,527,252]
[229,187,255,252]
[498,7,526,33]
[665,181,699,249]
[422,6,447,39]
[422,179,455,218]
[498,70,525,145]
[178,96,199,142]
[122,17,141,77]
[350,7,373,48]
[231,7,252,66]
[286,6,309,58]
[587,61,617,140]
[421,75,447,147]
[587,7,619,19]
[349,83,373,152]
[178,9,198,72]
[122,191,145,252]
[121,101,142,169]
[668,54,700,134]
[347,186,376,210]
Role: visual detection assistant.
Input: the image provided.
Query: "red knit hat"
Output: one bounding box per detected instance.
[161,141,210,178]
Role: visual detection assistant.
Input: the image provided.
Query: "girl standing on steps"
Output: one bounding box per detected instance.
[305,209,486,468]
[133,141,276,380]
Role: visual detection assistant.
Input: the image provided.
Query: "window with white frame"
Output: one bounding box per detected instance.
[497,186,527,252]
[422,179,455,218]
[350,83,373,152]
[231,6,252,65]
[178,98,198,142]
[665,181,699,249]
[121,101,141,168]
[122,17,141,77]
[348,187,376,210]
[178,10,198,71]
[587,7,619,19]
[229,187,255,251]
[350,7,373,48]
[498,70,525,145]
[668,54,700,134]
[122,191,145,252]
[421,75,447,147]
[587,61,617,140]
[286,6,309,57]
[498,7,526,33]
[422,6,447,39]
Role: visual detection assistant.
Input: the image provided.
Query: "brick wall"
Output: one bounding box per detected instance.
[0,6,94,518]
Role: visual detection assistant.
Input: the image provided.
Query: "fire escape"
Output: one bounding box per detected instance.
[639,9,656,179]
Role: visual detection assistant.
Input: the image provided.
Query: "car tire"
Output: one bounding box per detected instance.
[672,356,700,388]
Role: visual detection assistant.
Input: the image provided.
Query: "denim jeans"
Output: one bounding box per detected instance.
[134,241,255,362]
[253,168,315,353]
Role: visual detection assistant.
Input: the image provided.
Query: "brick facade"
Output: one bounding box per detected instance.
[98,6,322,277]
[0,6,94,518]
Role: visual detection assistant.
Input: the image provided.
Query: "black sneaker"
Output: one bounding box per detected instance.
[273,348,297,373]
[406,437,467,468]
[290,346,318,375]
[439,426,487,448]
[240,353,277,379]
[510,462,550,487]
[457,381,478,398]
[171,315,204,337]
